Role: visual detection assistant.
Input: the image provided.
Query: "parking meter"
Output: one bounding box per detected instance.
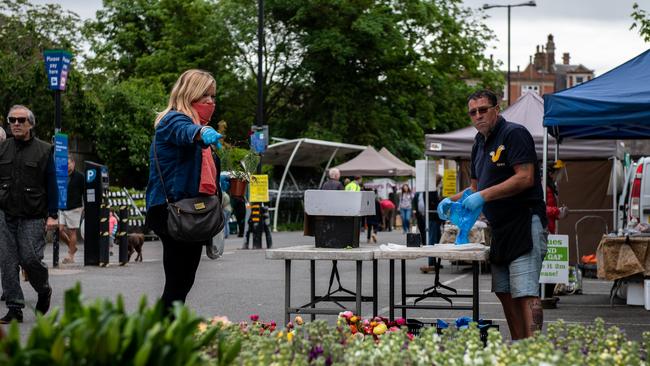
[83,161,109,265]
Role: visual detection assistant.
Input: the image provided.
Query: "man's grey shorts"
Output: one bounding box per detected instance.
[491,215,548,298]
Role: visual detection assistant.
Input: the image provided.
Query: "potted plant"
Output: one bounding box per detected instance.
[217,121,260,198]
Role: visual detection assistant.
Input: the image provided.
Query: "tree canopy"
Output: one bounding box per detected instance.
[0,0,502,186]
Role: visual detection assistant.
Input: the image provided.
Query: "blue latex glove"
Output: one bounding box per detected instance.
[462,191,485,212]
[437,197,453,221]
[200,127,222,146]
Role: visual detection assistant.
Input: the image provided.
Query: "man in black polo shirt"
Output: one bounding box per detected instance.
[437,90,547,340]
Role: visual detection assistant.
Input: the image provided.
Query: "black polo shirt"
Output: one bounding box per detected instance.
[470,117,546,228]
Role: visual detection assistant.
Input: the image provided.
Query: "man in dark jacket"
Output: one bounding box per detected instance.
[0,105,57,323]
[320,168,344,190]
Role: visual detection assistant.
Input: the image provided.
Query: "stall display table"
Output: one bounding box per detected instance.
[266,245,378,325]
[374,244,489,322]
[597,235,650,281]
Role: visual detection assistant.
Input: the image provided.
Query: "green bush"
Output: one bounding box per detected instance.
[0,285,239,366]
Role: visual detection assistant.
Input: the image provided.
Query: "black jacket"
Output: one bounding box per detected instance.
[0,137,58,218]
[412,191,443,223]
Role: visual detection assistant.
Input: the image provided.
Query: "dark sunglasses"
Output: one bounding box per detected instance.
[7,117,28,124]
[468,105,496,117]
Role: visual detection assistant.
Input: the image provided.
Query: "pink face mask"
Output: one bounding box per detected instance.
[191,102,215,125]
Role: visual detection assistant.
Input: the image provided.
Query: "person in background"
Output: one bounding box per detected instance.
[398,184,413,234]
[546,160,568,235]
[389,185,399,231]
[437,89,547,339]
[145,69,223,312]
[59,157,85,264]
[321,168,344,190]
[222,191,232,239]
[365,189,382,243]
[414,174,443,273]
[345,176,362,191]
[543,160,568,307]
[380,197,395,231]
[0,105,57,323]
[231,195,246,238]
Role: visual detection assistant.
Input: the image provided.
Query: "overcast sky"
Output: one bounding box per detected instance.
[33,0,650,75]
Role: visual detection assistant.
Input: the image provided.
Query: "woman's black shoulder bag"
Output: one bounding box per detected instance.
[153,135,224,243]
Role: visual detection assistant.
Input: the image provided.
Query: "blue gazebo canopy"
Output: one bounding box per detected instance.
[544,49,650,140]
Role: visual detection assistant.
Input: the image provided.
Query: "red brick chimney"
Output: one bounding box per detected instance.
[563,52,570,65]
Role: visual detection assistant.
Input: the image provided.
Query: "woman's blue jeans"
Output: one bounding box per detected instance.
[400,208,412,233]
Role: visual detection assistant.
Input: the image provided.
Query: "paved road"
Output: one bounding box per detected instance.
[2,231,649,341]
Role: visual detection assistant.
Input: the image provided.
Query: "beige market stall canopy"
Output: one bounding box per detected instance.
[333,146,415,177]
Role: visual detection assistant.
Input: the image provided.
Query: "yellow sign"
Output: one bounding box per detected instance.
[249,175,269,202]
[442,169,457,198]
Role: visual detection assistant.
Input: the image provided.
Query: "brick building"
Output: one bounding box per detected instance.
[506,34,594,103]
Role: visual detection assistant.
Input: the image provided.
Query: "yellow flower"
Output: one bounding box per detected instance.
[373,323,387,335]
[295,316,304,326]
[277,331,284,339]
[287,331,295,342]
[197,322,208,333]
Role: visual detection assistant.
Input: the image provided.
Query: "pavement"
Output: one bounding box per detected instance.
[2,230,650,341]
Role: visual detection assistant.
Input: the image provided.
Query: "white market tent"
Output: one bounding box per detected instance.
[261,138,366,231]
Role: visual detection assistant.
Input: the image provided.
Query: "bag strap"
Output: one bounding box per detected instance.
[152,134,170,205]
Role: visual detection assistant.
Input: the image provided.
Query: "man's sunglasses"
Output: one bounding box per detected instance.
[468,105,496,117]
[7,117,28,124]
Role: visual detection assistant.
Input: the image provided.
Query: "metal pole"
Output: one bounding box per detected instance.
[253,0,268,247]
[319,147,339,188]
[507,5,511,106]
[55,90,62,133]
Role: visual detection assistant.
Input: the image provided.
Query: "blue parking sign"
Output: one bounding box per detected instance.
[43,50,72,91]
[54,133,68,209]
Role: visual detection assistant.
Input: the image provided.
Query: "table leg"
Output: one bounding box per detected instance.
[401,259,406,319]
[473,261,479,321]
[372,259,378,317]
[389,259,394,321]
[285,259,291,326]
[356,260,362,316]
[310,260,316,321]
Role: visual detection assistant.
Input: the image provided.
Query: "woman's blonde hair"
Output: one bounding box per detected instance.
[155,69,216,126]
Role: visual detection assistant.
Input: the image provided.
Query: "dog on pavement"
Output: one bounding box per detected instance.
[127,233,144,262]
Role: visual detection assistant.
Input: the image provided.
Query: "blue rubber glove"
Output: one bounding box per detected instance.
[462,191,485,212]
[437,197,453,221]
[200,127,222,146]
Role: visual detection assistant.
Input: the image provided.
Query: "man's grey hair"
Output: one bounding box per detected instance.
[8,105,36,126]
[328,168,341,180]
[0,127,6,142]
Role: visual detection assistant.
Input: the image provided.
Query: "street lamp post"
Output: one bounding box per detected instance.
[483,1,536,105]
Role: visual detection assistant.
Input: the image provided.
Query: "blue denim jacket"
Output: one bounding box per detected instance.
[145,111,204,209]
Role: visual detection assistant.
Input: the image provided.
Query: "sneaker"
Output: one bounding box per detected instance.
[0,309,23,324]
[35,288,52,315]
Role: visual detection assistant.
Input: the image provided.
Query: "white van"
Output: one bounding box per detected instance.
[619,157,650,230]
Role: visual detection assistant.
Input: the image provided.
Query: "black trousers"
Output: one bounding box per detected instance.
[231,196,247,236]
[147,205,205,311]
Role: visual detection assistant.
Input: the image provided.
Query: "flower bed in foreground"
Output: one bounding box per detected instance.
[1,285,647,365]
[205,313,649,366]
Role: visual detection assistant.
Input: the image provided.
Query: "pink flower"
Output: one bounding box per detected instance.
[389,326,400,332]
[339,311,353,319]
[250,314,259,322]
[395,318,406,326]
[407,333,414,341]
